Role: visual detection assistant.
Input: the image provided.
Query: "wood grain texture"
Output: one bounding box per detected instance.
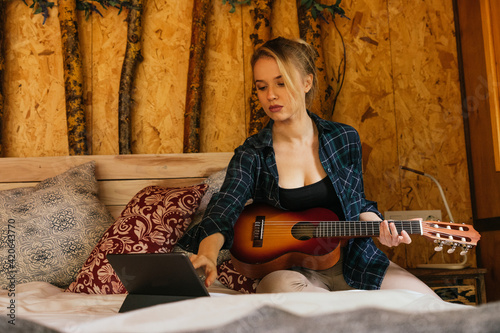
[389,0,473,267]
[321,0,405,265]
[200,0,247,152]
[118,0,144,154]
[457,0,500,302]
[0,152,232,182]
[183,0,210,153]
[131,0,193,154]
[59,0,88,155]
[3,2,68,157]
[478,231,500,301]
[480,0,500,171]
[85,8,127,156]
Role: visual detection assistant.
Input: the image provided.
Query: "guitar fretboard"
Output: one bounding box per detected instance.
[314,220,423,238]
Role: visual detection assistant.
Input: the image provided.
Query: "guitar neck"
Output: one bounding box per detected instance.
[315,220,423,238]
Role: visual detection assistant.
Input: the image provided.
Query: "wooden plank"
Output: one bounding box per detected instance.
[479,0,500,171]
[389,0,473,268]
[0,178,205,200]
[3,2,68,157]
[200,1,247,152]
[320,0,405,266]
[107,206,126,219]
[97,178,205,205]
[457,0,500,220]
[88,8,128,155]
[130,0,193,154]
[0,152,232,182]
[0,182,37,191]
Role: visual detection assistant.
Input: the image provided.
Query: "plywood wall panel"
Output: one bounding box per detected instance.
[132,0,194,154]
[87,9,127,155]
[321,0,405,265]
[3,2,68,157]
[200,0,246,152]
[271,0,299,39]
[389,0,474,267]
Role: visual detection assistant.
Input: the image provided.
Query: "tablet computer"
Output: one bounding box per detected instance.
[107,252,210,313]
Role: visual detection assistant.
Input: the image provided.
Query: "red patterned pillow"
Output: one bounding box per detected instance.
[66,184,208,294]
[217,259,258,294]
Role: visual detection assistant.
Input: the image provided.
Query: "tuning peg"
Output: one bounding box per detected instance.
[460,245,472,256]
[434,240,443,252]
[447,243,458,254]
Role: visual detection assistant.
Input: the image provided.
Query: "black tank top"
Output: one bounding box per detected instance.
[279,177,345,220]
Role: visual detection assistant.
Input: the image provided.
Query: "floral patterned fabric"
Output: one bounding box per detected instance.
[0,162,115,289]
[217,259,257,294]
[66,184,208,294]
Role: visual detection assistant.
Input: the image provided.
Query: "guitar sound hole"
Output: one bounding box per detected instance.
[291,222,315,241]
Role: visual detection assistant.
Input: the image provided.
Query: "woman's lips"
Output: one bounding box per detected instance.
[269,105,283,112]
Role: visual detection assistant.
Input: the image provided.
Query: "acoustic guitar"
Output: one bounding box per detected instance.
[230,203,481,279]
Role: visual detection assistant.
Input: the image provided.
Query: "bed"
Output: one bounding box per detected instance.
[1,153,499,333]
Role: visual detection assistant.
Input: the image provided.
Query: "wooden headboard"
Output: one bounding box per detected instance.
[0,153,233,218]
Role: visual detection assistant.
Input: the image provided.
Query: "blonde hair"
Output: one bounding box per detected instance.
[251,37,318,109]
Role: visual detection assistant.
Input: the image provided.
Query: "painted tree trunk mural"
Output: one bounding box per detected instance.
[183,0,211,153]
[329,17,346,117]
[0,0,5,157]
[297,0,334,121]
[118,0,144,154]
[248,0,274,136]
[59,0,88,155]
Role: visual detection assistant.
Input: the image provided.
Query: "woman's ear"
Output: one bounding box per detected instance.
[304,74,313,93]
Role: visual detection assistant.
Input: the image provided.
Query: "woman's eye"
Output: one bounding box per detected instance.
[277,82,285,87]
[256,86,267,91]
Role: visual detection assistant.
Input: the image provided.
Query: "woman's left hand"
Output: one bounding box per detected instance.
[378,220,412,247]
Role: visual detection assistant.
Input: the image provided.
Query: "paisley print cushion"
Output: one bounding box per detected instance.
[66,184,208,294]
[0,162,115,289]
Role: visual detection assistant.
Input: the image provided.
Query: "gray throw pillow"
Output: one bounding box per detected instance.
[0,161,115,289]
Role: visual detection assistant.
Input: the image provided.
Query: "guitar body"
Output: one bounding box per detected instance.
[230,204,344,279]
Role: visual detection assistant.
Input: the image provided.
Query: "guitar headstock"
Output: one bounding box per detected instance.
[421,221,481,255]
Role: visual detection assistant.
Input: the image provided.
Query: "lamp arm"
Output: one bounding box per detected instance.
[400,166,454,222]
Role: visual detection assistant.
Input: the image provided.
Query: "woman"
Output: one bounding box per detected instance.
[180,37,437,296]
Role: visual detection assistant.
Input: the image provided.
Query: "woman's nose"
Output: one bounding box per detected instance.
[267,87,277,101]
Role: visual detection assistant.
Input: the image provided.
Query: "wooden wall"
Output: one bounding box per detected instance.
[2,0,475,268]
[456,0,500,302]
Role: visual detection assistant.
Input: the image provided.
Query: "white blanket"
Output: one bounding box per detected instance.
[1,282,469,333]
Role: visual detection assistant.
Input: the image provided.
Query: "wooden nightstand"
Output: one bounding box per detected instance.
[408,268,487,305]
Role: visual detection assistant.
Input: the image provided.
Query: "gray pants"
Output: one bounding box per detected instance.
[256,252,354,293]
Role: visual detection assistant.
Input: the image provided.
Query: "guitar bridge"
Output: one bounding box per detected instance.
[252,215,265,247]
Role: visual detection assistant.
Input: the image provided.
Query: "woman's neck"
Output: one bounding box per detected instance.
[272,109,315,144]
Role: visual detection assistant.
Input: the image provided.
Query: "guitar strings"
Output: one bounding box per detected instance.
[248,220,419,237]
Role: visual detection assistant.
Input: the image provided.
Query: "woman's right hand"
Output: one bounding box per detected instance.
[189,233,225,287]
[190,253,218,287]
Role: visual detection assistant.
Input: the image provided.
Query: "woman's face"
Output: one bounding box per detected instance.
[253,57,309,122]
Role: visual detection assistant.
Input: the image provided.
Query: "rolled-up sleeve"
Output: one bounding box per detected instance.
[180,147,259,253]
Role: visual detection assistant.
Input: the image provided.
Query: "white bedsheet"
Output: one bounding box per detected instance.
[1,281,469,333]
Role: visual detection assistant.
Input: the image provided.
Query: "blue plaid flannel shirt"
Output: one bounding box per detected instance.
[178,112,389,290]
